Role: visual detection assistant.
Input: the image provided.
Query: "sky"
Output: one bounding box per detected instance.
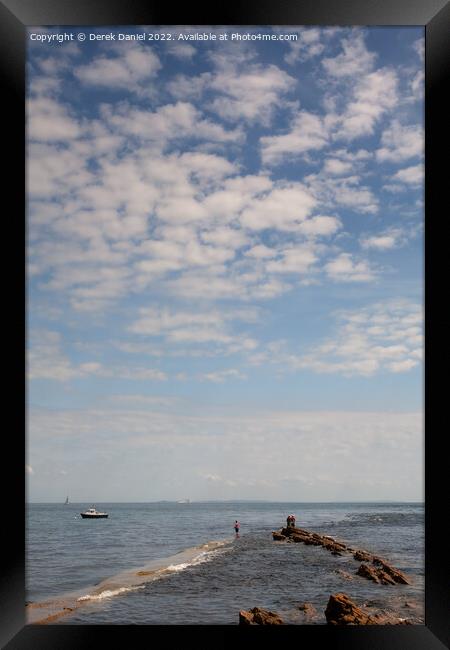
[26,25,424,502]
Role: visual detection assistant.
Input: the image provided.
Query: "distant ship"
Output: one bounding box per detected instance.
[64,496,69,505]
[177,499,191,504]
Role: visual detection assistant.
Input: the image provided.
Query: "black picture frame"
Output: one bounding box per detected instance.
[1,0,448,647]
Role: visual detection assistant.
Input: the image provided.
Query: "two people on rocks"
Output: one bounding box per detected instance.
[286,514,296,528]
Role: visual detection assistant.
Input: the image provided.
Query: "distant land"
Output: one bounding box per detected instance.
[26,499,424,505]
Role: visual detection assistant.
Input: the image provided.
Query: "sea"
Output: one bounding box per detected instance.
[25,501,424,625]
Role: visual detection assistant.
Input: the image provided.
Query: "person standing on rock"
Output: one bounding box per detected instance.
[234,520,240,537]
[290,514,296,528]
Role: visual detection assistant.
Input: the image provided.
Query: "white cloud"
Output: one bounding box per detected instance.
[410,70,424,102]
[207,63,295,125]
[28,406,423,500]
[201,175,273,221]
[376,120,423,162]
[260,111,329,165]
[297,215,342,237]
[166,72,210,100]
[166,42,196,59]
[323,158,353,175]
[200,227,250,249]
[28,330,80,381]
[285,300,423,377]
[305,172,378,214]
[27,97,82,142]
[266,245,318,275]
[114,367,167,381]
[360,227,409,251]
[392,164,423,186]
[240,184,317,230]
[335,68,398,140]
[74,45,161,91]
[102,100,243,146]
[413,37,424,62]
[244,244,277,259]
[322,32,376,78]
[27,143,94,199]
[325,253,376,282]
[201,368,246,383]
[27,330,167,382]
[128,306,259,355]
[283,27,325,65]
[389,359,419,373]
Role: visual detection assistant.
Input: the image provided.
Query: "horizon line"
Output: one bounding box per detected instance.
[26,499,425,504]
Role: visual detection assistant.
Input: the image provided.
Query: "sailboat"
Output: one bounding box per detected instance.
[64,496,69,505]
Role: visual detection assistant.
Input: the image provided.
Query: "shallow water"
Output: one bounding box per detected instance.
[26,501,424,625]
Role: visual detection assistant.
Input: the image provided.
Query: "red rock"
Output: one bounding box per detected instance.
[325,593,411,625]
[239,610,255,625]
[239,607,284,625]
[374,561,410,585]
[354,550,374,562]
[334,568,354,580]
[298,602,318,615]
[356,563,396,585]
[325,593,374,625]
[272,531,287,541]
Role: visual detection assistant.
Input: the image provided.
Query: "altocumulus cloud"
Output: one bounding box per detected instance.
[26,27,424,501]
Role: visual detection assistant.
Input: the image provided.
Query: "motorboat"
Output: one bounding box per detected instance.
[80,506,108,519]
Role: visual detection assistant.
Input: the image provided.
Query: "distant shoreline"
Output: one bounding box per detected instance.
[26,500,425,505]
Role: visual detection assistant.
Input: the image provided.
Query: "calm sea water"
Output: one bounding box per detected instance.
[26,501,424,625]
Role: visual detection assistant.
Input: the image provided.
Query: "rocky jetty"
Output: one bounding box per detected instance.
[239,607,284,625]
[274,526,351,556]
[272,525,410,585]
[325,593,411,625]
[239,525,415,625]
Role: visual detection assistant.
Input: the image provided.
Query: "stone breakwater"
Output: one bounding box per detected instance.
[273,526,410,585]
[238,526,413,626]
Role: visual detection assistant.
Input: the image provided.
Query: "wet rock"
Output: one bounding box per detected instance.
[373,560,410,585]
[279,526,310,539]
[325,593,375,625]
[354,556,411,585]
[357,563,397,585]
[276,527,347,555]
[239,607,284,625]
[354,550,374,562]
[239,610,255,625]
[272,531,287,541]
[325,593,411,625]
[298,602,318,616]
[334,568,354,581]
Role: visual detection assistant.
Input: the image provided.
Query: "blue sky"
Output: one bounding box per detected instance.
[26,26,424,502]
